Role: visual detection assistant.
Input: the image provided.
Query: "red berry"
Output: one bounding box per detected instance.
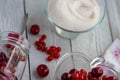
[56,47,61,52]
[107,76,117,80]
[36,64,49,78]
[8,33,19,38]
[30,24,40,35]
[35,41,40,47]
[87,72,92,80]
[102,75,107,80]
[61,72,70,80]
[71,73,79,79]
[47,55,53,61]
[80,69,87,76]
[5,44,13,49]
[41,42,46,47]
[69,69,77,74]
[53,53,60,59]
[37,46,43,51]
[79,74,85,80]
[49,46,56,51]
[42,47,48,52]
[1,61,7,67]
[91,67,103,78]
[41,35,47,40]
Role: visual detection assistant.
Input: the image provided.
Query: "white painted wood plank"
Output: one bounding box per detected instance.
[21,61,29,80]
[0,0,24,34]
[105,0,120,40]
[0,0,30,80]
[26,0,71,80]
[71,8,112,60]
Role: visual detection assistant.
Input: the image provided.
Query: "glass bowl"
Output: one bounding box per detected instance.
[53,52,118,80]
[42,0,105,39]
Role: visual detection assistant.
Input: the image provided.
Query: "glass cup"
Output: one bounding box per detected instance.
[42,0,105,39]
[53,52,118,80]
[0,31,30,80]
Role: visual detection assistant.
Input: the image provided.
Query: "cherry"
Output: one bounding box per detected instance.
[69,69,77,74]
[30,24,40,35]
[36,64,49,78]
[91,67,103,78]
[61,72,70,80]
[47,55,53,61]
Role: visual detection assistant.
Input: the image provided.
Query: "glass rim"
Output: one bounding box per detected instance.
[0,31,30,55]
[53,51,91,80]
[44,0,106,33]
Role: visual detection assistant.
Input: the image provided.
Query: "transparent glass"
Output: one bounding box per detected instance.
[0,31,30,80]
[42,0,105,39]
[53,52,118,80]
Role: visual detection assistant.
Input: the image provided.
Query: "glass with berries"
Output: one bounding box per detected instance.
[0,31,30,80]
[54,52,118,80]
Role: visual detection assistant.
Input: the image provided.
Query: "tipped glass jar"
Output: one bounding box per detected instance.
[0,31,30,80]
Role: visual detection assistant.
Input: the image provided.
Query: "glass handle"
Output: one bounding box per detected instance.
[90,57,105,68]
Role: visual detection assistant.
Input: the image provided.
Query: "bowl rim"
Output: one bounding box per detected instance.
[53,51,91,80]
[43,0,106,33]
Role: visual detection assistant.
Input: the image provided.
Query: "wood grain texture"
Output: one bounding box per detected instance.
[0,0,120,80]
[0,0,24,33]
[105,0,120,40]
[26,0,71,80]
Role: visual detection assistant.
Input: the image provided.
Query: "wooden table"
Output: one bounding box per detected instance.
[0,0,120,80]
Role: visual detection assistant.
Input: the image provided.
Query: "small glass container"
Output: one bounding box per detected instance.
[0,31,30,80]
[54,52,118,80]
[42,0,105,39]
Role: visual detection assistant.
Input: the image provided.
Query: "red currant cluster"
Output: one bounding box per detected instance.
[31,24,62,62]
[47,46,61,61]
[34,35,61,62]
[61,67,117,80]
[35,35,47,52]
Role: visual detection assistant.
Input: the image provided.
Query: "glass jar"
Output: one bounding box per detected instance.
[0,31,30,80]
[54,52,118,80]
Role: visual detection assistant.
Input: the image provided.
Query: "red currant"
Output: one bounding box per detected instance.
[36,64,49,78]
[91,67,103,78]
[107,76,117,80]
[8,33,19,38]
[41,35,47,40]
[56,47,61,52]
[61,72,70,80]
[69,69,77,74]
[30,24,40,35]
[102,75,107,80]
[35,41,40,47]
[5,44,13,49]
[53,53,60,59]
[47,55,53,61]
[80,69,87,76]
[71,73,79,79]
